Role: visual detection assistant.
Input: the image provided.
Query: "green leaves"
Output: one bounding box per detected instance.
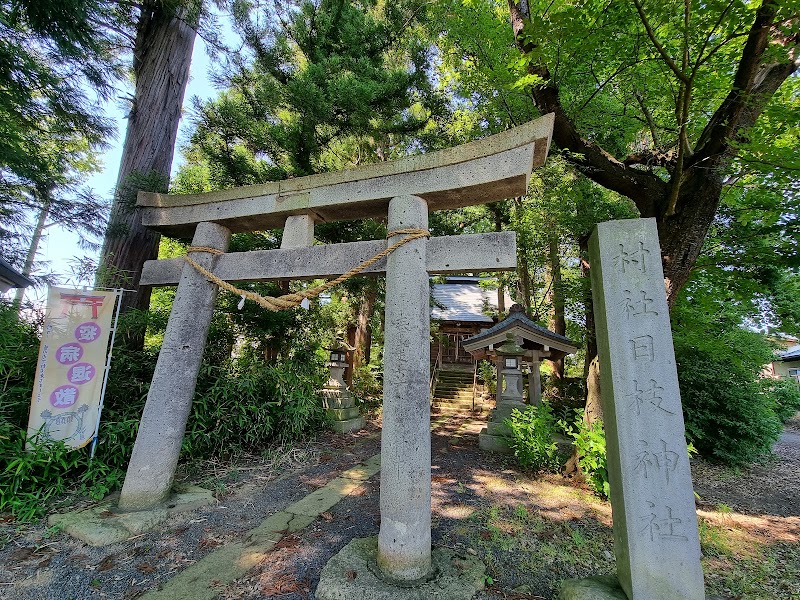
[183,356,326,459]
[566,413,610,499]
[186,0,436,185]
[672,299,784,464]
[503,403,562,473]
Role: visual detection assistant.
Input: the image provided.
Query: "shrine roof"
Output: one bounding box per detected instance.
[782,345,800,361]
[462,304,578,356]
[431,278,503,323]
[0,256,33,291]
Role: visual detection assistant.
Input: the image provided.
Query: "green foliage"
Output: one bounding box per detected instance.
[673,300,783,465]
[0,424,130,522]
[0,303,143,521]
[351,364,382,408]
[0,0,120,262]
[766,379,800,424]
[542,375,586,419]
[0,301,40,425]
[184,356,326,459]
[478,360,496,395]
[186,0,437,188]
[567,412,610,499]
[1,428,85,522]
[0,298,332,521]
[503,403,561,473]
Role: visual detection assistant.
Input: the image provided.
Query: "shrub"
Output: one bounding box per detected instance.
[0,301,40,426]
[769,379,800,423]
[0,299,330,520]
[351,363,382,408]
[567,412,610,498]
[503,403,562,473]
[184,356,327,458]
[672,301,783,465]
[542,374,586,421]
[478,360,496,395]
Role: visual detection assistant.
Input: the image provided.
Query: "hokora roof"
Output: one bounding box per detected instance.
[431,280,503,323]
[782,345,800,361]
[462,304,578,357]
[0,256,33,291]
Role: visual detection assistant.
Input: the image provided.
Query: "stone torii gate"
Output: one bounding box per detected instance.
[117,115,555,584]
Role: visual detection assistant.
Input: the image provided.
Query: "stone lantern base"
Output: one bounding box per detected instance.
[321,387,365,433]
[478,398,526,453]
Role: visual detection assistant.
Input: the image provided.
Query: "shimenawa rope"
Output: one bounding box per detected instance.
[183,228,430,311]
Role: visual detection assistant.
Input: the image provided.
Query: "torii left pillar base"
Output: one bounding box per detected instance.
[119,221,231,511]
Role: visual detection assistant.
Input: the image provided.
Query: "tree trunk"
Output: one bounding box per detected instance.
[658,175,724,307]
[354,285,377,368]
[13,189,51,309]
[98,1,198,332]
[546,235,565,379]
[564,241,603,477]
[346,324,357,387]
[512,198,532,313]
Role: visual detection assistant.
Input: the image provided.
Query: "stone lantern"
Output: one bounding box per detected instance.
[479,333,527,453]
[320,338,365,433]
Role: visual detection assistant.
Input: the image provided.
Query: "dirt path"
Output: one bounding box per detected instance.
[1,416,798,600]
[692,427,800,518]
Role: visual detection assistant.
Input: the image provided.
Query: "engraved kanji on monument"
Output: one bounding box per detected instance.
[589,218,704,600]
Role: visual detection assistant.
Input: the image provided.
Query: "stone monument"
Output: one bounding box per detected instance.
[560,218,704,599]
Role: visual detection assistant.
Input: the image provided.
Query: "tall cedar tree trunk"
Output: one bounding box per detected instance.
[507,0,799,307]
[512,198,533,314]
[579,238,603,426]
[99,1,197,335]
[546,235,565,379]
[354,285,377,368]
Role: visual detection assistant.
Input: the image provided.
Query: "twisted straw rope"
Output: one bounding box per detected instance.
[184,228,430,311]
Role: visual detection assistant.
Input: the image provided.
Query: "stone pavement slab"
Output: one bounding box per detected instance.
[48,486,213,547]
[139,452,381,600]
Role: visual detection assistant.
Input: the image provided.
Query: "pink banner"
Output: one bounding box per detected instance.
[26,287,117,449]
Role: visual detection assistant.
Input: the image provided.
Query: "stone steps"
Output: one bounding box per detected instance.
[434,389,474,397]
[431,368,481,414]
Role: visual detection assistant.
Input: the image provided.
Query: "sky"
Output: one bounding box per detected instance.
[18,27,222,305]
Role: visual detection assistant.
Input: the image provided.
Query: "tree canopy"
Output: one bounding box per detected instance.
[507,0,799,304]
[0,0,120,263]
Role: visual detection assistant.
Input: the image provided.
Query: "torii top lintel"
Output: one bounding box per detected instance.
[137,114,555,237]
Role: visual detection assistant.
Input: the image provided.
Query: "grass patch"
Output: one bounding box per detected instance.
[704,543,800,599]
[437,485,799,600]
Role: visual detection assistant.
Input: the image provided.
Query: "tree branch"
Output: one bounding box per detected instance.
[692,1,797,166]
[631,0,690,84]
[507,0,669,216]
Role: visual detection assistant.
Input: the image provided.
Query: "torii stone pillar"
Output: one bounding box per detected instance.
[117,115,553,518]
[377,195,431,580]
[119,222,230,510]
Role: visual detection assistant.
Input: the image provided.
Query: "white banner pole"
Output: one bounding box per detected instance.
[89,288,125,461]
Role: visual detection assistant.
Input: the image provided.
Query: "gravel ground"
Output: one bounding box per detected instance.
[0,427,382,600]
[1,412,798,600]
[691,428,800,518]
